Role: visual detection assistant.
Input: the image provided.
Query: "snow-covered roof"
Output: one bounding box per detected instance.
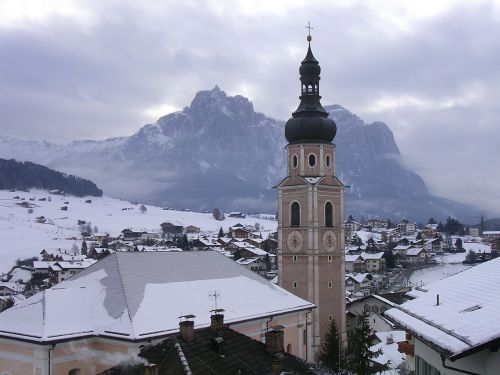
[385,258,500,358]
[345,254,361,263]
[304,177,322,184]
[361,252,384,260]
[406,247,425,256]
[483,231,500,235]
[346,273,370,283]
[235,257,262,266]
[0,252,314,343]
[370,330,407,372]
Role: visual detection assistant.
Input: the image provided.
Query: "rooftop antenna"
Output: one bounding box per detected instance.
[209,290,221,311]
[305,21,314,42]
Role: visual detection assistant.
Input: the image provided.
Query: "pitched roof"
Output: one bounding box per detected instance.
[361,252,384,260]
[0,252,314,344]
[385,258,500,358]
[101,326,312,375]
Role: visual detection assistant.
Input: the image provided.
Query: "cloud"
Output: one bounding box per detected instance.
[0,0,499,213]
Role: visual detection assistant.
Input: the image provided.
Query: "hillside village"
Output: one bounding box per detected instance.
[2,189,498,308]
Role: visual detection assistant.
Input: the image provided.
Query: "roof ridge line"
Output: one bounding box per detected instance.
[114,254,136,338]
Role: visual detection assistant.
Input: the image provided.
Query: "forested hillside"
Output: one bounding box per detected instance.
[0,158,102,197]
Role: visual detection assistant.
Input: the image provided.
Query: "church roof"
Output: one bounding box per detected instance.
[285,37,337,144]
[0,252,314,344]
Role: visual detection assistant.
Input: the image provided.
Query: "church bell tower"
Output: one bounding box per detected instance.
[277,31,346,356]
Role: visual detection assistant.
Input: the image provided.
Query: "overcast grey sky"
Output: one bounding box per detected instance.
[1,0,500,216]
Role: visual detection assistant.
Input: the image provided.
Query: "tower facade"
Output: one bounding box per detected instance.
[277,36,346,357]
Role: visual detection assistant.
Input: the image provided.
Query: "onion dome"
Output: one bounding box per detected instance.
[285,36,337,144]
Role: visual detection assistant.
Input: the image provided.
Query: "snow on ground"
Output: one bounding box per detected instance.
[409,263,472,287]
[0,189,277,274]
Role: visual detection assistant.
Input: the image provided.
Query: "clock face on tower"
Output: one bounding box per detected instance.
[322,230,337,252]
[287,230,304,253]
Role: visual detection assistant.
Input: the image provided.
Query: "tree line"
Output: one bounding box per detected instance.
[0,158,103,197]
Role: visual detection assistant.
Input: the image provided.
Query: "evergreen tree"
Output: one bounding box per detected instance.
[465,250,477,263]
[455,238,464,252]
[348,311,387,375]
[139,204,147,214]
[0,296,15,312]
[384,249,396,268]
[319,319,344,372]
[81,240,88,256]
[177,234,189,250]
[233,249,241,261]
[218,227,224,238]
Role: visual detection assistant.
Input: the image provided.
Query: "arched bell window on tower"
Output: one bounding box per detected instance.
[292,154,298,169]
[308,154,316,167]
[325,202,333,227]
[291,202,300,227]
[325,154,331,168]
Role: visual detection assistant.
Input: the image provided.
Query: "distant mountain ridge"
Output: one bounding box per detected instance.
[0,158,102,197]
[0,87,481,221]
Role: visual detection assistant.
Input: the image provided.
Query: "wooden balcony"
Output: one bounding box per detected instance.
[398,341,415,356]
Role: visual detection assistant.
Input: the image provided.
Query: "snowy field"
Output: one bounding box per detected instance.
[409,252,472,287]
[0,189,277,274]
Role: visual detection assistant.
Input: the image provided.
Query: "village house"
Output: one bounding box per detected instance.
[422,238,445,254]
[228,224,250,239]
[160,221,184,238]
[346,292,411,337]
[228,212,246,218]
[385,257,500,375]
[344,254,366,273]
[48,259,97,283]
[397,221,416,234]
[367,218,388,229]
[235,257,268,277]
[0,252,315,374]
[482,230,500,242]
[345,273,372,296]
[120,228,148,242]
[360,252,386,273]
[185,225,200,233]
[404,247,427,265]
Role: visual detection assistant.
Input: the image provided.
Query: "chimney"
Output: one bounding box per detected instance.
[210,312,224,333]
[210,336,224,357]
[271,353,284,375]
[179,316,195,342]
[386,334,394,345]
[265,327,284,354]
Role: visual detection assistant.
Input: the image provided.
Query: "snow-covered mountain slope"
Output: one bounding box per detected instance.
[0,189,277,274]
[0,87,480,221]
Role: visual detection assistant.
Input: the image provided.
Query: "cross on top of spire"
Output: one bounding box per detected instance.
[305,21,314,42]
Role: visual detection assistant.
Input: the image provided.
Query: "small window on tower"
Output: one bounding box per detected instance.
[293,255,298,262]
[292,155,298,169]
[291,202,300,227]
[325,202,333,227]
[328,281,333,288]
[308,154,316,167]
[326,154,331,168]
[328,256,333,262]
[293,281,298,288]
